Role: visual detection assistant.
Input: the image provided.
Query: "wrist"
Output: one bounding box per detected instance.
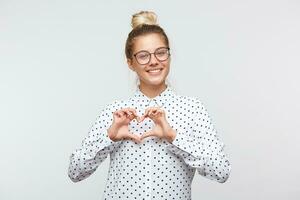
[160,121,176,143]
[157,119,176,143]
[107,123,119,141]
[165,128,176,143]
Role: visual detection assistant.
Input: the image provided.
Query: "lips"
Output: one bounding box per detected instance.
[146,68,163,75]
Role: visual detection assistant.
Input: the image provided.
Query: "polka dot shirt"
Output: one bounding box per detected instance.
[68,85,231,200]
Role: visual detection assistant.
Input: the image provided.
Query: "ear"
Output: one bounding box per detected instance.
[127,58,135,71]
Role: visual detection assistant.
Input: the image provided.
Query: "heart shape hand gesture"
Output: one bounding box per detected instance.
[107,107,176,144]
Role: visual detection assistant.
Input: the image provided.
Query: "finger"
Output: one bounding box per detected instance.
[126,108,138,117]
[119,108,129,113]
[127,109,139,121]
[122,108,139,121]
[139,107,158,122]
[151,109,159,116]
[139,111,150,123]
[141,130,155,140]
[157,109,164,117]
[113,111,118,117]
[119,110,127,118]
[138,114,146,123]
[148,107,156,116]
[113,111,122,118]
[124,110,133,118]
[119,108,129,115]
[148,108,154,117]
[148,108,159,119]
[127,111,139,121]
[138,108,150,123]
[128,109,140,121]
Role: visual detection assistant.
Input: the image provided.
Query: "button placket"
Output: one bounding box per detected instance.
[139,96,166,199]
[145,98,157,200]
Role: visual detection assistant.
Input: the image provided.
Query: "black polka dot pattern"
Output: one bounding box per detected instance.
[68,85,231,199]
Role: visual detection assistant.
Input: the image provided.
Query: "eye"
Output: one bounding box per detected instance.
[137,53,149,59]
[156,50,167,56]
[155,49,168,57]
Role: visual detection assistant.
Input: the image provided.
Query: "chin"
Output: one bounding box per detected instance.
[144,78,166,86]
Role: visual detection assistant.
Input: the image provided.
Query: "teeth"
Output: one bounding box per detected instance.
[148,69,161,72]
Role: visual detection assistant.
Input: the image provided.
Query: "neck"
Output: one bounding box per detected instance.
[139,82,167,99]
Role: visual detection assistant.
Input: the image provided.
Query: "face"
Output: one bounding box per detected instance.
[127,33,171,87]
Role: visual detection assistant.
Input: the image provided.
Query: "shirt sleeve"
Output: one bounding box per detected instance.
[68,102,119,182]
[166,99,231,183]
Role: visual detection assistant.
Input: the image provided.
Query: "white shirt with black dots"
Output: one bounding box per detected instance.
[68,85,231,200]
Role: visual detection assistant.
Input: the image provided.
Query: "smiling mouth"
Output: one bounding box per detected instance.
[146,68,163,75]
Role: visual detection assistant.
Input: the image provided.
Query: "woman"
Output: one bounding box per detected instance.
[68,10,231,200]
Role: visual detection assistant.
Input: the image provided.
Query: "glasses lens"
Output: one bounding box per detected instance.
[155,48,169,61]
[136,52,150,65]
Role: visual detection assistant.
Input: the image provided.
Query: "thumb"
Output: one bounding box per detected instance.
[125,133,142,144]
[141,130,155,140]
[138,113,148,123]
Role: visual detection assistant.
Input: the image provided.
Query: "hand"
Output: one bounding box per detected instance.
[138,107,176,143]
[107,108,142,143]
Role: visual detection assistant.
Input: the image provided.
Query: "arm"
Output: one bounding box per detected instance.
[68,103,118,182]
[166,100,231,183]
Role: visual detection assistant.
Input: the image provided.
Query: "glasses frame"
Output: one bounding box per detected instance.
[133,47,170,65]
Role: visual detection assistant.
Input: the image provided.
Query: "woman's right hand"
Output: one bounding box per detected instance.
[107,108,141,143]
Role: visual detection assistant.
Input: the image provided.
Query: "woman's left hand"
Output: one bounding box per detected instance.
[138,107,176,143]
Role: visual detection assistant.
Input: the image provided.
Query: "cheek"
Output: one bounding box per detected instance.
[163,64,171,77]
[131,61,144,73]
[163,61,170,71]
[135,66,146,75]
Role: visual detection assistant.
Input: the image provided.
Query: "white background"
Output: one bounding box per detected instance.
[1,0,299,199]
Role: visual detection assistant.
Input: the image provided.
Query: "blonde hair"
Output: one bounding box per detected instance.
[131,11,158,29]
[125,11,172,88]
[125,10,169,59]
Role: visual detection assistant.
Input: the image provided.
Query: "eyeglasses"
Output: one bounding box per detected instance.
[133,47,170,65]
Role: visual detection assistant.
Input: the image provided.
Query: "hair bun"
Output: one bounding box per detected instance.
[131,11,158,29]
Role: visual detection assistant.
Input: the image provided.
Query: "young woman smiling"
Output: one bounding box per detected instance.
[68,10,231,200]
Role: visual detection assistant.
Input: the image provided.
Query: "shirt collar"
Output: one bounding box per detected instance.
[131,84,176,108]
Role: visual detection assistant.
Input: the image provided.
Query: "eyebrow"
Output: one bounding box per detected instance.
[134,46,167,53]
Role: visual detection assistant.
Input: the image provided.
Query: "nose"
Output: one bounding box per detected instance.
[149,53,159,65]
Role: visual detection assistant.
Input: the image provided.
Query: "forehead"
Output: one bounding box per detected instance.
[133,33,166,52]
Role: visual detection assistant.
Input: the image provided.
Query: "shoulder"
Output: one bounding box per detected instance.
[174,93,212,117]
[173,94,214,125]
[173,93,205,108]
